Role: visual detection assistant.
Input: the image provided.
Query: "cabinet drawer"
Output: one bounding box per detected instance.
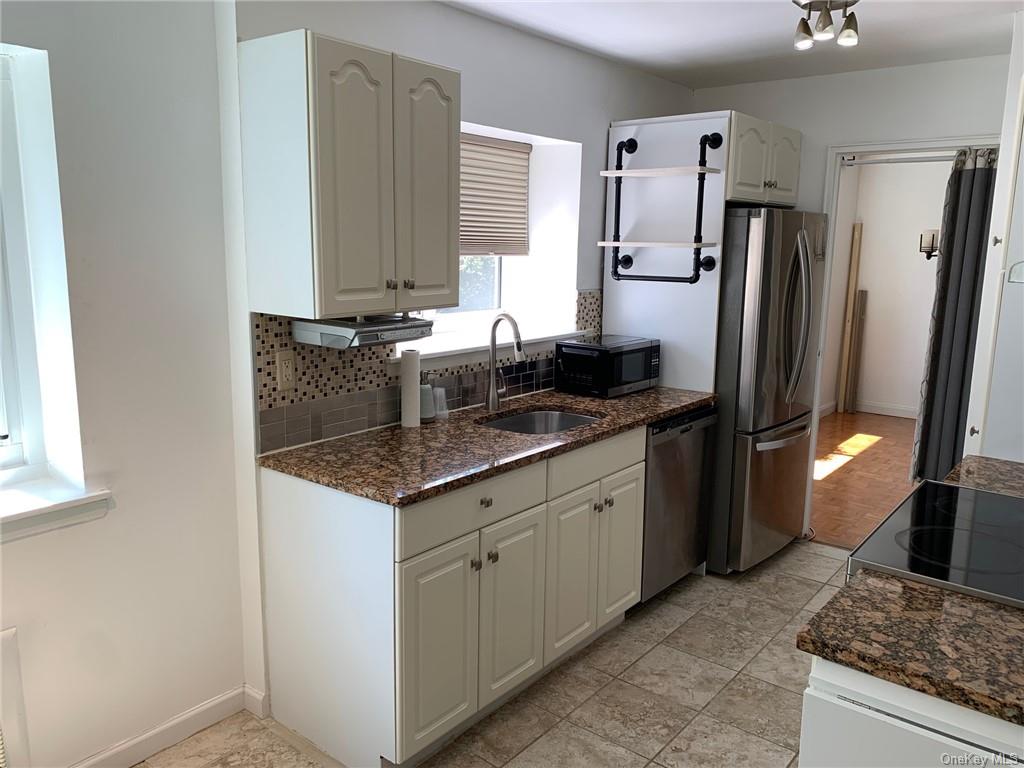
[395,462,547,561]
[547,428,645,499]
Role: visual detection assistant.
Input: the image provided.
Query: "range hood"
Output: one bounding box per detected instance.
[292,315,432,350]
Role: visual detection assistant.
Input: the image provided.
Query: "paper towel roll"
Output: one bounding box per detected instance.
[400,350,421,428]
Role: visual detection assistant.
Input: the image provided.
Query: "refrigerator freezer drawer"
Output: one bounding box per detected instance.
[729,416,811,571]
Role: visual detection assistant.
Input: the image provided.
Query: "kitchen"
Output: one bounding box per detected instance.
[0,2,1021,768]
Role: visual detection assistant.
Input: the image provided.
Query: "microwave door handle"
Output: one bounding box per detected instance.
[785,228,812,404]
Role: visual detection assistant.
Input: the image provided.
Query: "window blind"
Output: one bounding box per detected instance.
[460,133,531,256]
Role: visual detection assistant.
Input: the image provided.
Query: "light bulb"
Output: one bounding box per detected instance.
[837,10,859,46]
[814,7,835,40]
[795,15,815,50]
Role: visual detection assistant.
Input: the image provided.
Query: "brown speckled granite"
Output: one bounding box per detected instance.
[945,454,1024,499]
[797,570,1024,724]
[258,387,714,506]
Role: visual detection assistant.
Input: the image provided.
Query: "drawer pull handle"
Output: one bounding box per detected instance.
[471,558,482,571]
[487,550,499,563]
[480,497,493,508]
[604,496,615,508]
[594,502,604,513]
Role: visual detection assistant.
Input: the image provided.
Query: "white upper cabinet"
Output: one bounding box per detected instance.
[239,31,460,319]
[393,56,460,312]
[725,111,802,206]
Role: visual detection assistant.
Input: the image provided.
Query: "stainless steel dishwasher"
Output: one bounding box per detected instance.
[641,407,718,601]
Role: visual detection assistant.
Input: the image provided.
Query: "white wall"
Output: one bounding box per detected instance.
[694,55,1011,211]
[819,164,860,413]
[1,3,244,766]
[851,162,950,418]
[234,0,694,291]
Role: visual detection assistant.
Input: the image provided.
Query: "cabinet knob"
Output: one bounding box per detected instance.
[764,180,777,189]
[480,497,493,508]
[970,425,980,436]
[470,558,482,571]
[594,501,604,513]
[487,550,499,563]
[385,279,398,290]
[604,496,615,508]
[403,278,416,289]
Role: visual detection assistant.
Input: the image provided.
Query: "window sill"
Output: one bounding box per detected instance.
[395,326,590,368]
[0,478,112,543]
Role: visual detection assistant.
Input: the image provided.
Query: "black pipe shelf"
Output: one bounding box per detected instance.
[602,132,724,284]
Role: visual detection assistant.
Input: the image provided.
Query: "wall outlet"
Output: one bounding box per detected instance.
[277,349,296,391]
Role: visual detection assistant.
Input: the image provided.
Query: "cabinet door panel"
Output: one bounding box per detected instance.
[397,532,479,761]
[313,36,396,317]
[767,123,802,207]
[478,504,547,708]
[597,463,645,627]
[727,113,770,203]
[544,483,600,665]
[394,56,460,311]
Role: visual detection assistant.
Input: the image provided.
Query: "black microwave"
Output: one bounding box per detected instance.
[554,335,660,398]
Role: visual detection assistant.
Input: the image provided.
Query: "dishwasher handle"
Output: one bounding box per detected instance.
[649,413,718,446]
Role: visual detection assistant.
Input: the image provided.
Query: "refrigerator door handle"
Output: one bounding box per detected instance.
[755,424,811,452]
[785,228,812,404]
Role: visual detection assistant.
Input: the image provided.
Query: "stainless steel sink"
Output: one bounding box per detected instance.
[480,410,600,435]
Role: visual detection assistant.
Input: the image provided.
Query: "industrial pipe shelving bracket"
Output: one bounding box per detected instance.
[605,132,723,284]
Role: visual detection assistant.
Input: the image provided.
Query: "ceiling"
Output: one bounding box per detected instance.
[449,1,1018,89]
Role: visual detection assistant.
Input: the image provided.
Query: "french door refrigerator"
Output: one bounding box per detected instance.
[708,207,827,573]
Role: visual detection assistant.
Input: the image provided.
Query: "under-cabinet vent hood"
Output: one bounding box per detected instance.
[292,315,432,350]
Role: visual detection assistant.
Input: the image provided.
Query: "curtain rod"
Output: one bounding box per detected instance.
[841,147,998,168]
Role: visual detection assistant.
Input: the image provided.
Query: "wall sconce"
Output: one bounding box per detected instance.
[919,229,940,260]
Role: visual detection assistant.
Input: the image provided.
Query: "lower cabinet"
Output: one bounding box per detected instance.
[397,531,480,759]
[597,463,646,628]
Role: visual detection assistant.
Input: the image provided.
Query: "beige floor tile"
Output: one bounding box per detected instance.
[518,655,612,716]
[207,727,325,768]
[803,585,841,614]
[758,547,844,584]
[621,600,696,643]
[827,568,848,587]
[775,610,815,645]
[703,675,803,751]
[662,613,772,671]
[418,741,495,768]
[454,696,559,765]
[655,713,795,768]
[620,644,735,710]
[697,591,798,635]
[743,638,813,695]
[567,679,697,759]
[505,720,648,768]
[733,571,822,606]
[795,541,849,561]
[575,624,657,676]
[788,752,800,768]
[658,573,732,612]
[147,711,267,768]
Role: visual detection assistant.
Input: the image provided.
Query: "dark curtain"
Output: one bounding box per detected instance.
[912,148,998,481]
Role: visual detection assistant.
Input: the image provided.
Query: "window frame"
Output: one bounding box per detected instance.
[0,207,25,469]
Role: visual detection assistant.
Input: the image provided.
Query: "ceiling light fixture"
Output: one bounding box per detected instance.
[794,9,815,50]
[791,0,860,52]
[837,5,859,47]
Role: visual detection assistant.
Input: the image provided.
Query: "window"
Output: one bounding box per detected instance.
[402,124,582,357]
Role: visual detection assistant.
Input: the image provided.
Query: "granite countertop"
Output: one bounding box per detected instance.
[944,454,1024,499]
[797,569,1024,724]
[258,387,715,506]
[798,455,1024,724]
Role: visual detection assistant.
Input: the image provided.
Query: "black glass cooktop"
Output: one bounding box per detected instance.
[849,480,1024,609]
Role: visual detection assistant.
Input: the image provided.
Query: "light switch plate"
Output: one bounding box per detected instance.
[277,349,296,391]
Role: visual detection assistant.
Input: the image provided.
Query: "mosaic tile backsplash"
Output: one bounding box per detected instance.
[254,289,602,453]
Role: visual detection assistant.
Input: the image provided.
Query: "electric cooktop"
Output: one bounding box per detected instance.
[849,480,1024,610]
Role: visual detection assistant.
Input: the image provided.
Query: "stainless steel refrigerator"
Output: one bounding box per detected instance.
[708,207,827,573]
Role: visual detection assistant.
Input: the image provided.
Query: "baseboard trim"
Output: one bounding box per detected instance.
[244,683,269,718]
[817,401,837,418]
[69,686,246,768]
[855,400,919,419]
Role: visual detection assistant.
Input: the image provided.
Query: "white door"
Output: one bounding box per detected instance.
[544,483,600,665]
[478,504,547,708]
[767,123,802,207]
[393,55,460,312]
[312,36,397,317]
[596,463,645,628]
[396,531,479,761]
[727,112,771,203]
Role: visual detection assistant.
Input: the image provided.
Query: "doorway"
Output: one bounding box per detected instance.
[812,154,950,549]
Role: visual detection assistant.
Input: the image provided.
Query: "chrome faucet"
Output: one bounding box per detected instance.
[486,313,526,411]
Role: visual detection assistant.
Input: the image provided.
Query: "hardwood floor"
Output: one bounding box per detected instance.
[811,411,918,550]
